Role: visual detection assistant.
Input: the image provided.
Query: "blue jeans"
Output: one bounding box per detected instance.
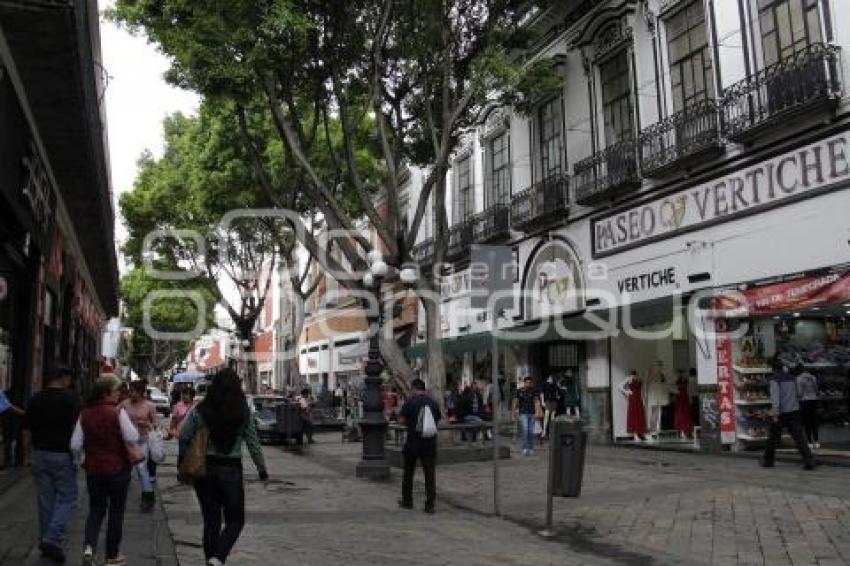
[32,450,78,546]
[84,470,131,559]
[519,414,535,451]
[132,440,153,493]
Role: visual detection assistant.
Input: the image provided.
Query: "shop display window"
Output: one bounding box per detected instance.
[732,313,850,451]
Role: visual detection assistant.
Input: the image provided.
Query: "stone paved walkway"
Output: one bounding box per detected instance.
[159,441,622,565]
[4,435,850,565]
[308,433,850,566]
[0,465,177,565]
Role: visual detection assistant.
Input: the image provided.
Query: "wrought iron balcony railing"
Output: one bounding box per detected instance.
[639,99,722,177]
[446,219,474,260]
[410,238,434,265]
[573,138,640,206]
[509,173,569,232]
[722,43,843,142]
[472,203,511,243]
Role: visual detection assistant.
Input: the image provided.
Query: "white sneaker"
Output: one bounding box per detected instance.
[208,558,224,566]
[521,449,529,456]
[82,546,93,566]
[814,443,821,449]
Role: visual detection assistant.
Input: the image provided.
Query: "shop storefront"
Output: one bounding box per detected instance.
[584,128,850,453]
[712,266,850,454]
[299,341,330,394]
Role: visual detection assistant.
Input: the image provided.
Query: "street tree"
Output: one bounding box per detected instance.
[112,0,560,404]
[121,107,294,392]
[120,267,216,383]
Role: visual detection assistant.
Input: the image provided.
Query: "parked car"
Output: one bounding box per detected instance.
[146,386,171,417]
[247,394,286,444]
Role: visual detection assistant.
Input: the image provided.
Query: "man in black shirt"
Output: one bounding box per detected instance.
[397,378,441,514]
[25,365,81,563]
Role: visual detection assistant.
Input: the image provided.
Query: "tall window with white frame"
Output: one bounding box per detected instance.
[452,155,473,224]
[758,0,821,67]
[600,50,634,145]
[485,130,511,208]
[667,0,714,112]
[537,96,563,181]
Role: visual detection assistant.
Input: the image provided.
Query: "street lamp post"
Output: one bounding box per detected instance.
[355,253,419,481]
[356,252,391,480]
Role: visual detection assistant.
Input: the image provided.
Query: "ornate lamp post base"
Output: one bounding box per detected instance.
[356,419,390,481]
[356,369,391,480]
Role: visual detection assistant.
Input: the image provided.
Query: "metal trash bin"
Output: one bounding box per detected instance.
[549,419,587,498]
[276,401,303,442]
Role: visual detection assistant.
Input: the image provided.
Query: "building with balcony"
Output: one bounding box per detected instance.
[0,0,119,414]
[405,0,850,454]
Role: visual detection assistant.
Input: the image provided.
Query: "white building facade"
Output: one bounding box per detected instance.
[408,0,850,451]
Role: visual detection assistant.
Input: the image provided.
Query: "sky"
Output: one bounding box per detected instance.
[99,3,200,271]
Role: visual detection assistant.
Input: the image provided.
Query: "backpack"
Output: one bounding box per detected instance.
[417,404,438,438]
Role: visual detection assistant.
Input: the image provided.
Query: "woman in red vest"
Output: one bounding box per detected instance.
[70,375,139,566]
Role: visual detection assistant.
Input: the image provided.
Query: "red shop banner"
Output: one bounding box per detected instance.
[715,269,850,316]
[714,318,736,444]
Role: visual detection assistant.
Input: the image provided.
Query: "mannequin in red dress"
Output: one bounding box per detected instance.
[620,371,647,441]
[673,376,693,438]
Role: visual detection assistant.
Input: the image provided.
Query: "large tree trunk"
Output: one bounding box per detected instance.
[286,301,306,390]
[379,335,413,397]
[423,291,446,412]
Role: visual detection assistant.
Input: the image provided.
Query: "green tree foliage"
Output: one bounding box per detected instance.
[120,267,216,379]
[111,0,560,395]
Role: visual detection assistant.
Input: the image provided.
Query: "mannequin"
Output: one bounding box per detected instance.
[673,372,693,438]
[620,370,647,441]
[541,376,561,439]
[647,369,673,440]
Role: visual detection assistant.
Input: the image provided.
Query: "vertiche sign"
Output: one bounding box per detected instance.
[592,132,850,257]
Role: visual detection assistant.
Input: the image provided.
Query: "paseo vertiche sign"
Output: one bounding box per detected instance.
[592,132,850,257]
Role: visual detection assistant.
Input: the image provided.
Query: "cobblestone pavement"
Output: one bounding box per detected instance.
[0,465,177,565]
[159,441,622,566]
[308,433,850,566]
[5,436,850,565]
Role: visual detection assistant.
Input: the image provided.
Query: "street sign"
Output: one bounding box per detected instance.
[470,245,514,313]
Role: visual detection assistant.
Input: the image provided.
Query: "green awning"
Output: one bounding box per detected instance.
[405,298,676,358]
[405,331,514,358]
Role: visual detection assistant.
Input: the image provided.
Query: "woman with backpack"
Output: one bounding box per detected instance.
[70,375,139,565]
[179,368,268,566]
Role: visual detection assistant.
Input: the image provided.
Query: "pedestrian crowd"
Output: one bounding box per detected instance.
[1,359,824,566]
[0,362,271,566]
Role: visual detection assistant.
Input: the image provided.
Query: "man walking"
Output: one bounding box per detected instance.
[25,365,81,563]
[761,361,816,470]
[397,378,441,514]
[512,376,541,456]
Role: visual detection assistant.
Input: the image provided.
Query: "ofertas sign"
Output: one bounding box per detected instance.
[593,132,850,257]
[715,318,736,445]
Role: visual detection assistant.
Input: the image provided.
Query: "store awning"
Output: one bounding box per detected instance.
[405,296,683,357]
[501,296,680,342]
[405,331,518,358]
[713,268,850,317]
